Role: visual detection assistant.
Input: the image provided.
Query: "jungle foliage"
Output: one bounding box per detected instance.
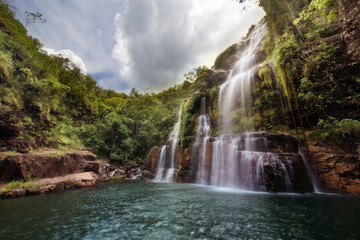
[252,0,360,142]
[0,1,196,165]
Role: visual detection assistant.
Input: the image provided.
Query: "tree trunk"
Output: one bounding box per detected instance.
[283,0,305,40]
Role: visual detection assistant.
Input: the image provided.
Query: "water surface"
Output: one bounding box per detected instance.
[1,180,359,239]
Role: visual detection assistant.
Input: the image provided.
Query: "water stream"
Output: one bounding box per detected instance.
[195,97,211,185]
[154,106,182,182]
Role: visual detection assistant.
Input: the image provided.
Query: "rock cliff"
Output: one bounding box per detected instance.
[307,140,360,195]
[340,0,360,66]
[0,149,131,199]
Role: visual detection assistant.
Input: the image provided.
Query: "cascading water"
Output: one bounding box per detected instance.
[209,23,278,190]
[202,23,315,192]
[219,24,266,134]
[153,23,316,193]
[154,146,166,181]
[298,147,321,192]
[154,106,182,182]
[195,97,211,185]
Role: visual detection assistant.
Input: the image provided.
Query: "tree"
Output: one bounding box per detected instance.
[25,11,46,26]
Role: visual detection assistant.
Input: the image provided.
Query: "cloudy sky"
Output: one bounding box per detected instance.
[13,0,264,92]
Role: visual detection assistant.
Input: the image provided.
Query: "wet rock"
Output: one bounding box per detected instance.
[144,146,161,172]
[307,140,360,195]
[262,153,314,193]
[4,188,26,198]
[84,161,100,174]
[109,169,126,177]
[38,184,57,194]
[32,172,98,195]
[142,170,153,179]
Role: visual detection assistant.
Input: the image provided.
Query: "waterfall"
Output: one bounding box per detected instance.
[210,24,273,190]
[219,24,266,134]
[201,23,302,192]
[195,97,211,184]
[154,105,182,182]
[203,23,315,192]
[154,146,166,181]
[298,147,321,193]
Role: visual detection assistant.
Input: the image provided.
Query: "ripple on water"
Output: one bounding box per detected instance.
[1,180,360,239]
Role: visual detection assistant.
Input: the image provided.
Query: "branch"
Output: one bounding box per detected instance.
[25,11,46,27]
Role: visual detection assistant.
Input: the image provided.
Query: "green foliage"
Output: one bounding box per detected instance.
[294,0,339,29]
[258,63,272,87]
[257,0,360,138]
[124,160,138,168]
[0,151,21,161]
[311,118,360,142]
[213,44,238,70]
[0,180,43,194]
[0,49,13,79]
[178,66,224,147]
[0,180,22,193]
[48,120,85,150]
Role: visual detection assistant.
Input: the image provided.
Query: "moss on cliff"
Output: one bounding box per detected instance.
[253,0,360,142]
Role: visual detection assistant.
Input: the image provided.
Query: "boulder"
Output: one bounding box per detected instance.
[84,161,100,174]
[4,188,26,198]
[0,150,101,182]
[142,170,153,179]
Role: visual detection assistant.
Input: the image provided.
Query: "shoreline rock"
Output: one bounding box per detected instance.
[1,172,98,199]
[0,149,148,199]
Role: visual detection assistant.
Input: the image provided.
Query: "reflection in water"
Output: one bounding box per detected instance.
[0,181,359,239]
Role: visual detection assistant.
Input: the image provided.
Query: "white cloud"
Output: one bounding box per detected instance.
[13,0,264,92]
[13,0,127,90]
[43,47,87,73]
[112,0,265,92]
[96,28,103,37]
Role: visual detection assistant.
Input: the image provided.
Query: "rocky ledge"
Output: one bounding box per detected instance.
[0,172,98,198]
[0,149,148,199]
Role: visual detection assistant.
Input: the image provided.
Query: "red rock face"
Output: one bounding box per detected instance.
[0,150,99,182]
[179,145,192,169]
[143,146,160,172]
[175,145,182,167]
[176,145,192,183]
[308,140,360,195]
